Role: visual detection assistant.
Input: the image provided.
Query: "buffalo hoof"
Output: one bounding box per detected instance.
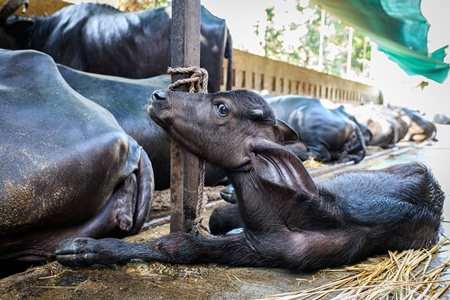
[340,155,363,164]
[55,237,107,267]
[352,156,363,164]
[219,185,236,203]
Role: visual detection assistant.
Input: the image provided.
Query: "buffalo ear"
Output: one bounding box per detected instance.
[5,17,34,35]
[251,140,318,197]
[276,119,298,143]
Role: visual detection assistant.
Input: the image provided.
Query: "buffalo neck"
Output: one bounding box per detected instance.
[224,169,300,233]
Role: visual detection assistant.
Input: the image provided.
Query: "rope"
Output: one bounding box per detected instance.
[168,66,208,93]
[167,66,210,238]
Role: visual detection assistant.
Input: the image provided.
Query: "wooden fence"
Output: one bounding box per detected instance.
[221,49,382,104]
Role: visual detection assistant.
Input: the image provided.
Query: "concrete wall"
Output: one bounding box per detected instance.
[222,50,383,104]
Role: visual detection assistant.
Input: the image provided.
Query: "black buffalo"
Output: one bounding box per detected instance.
[56,89,444,271]
[434,113,450,125]
[265,95,366,163]
[344,104,408,149]
[0,0,232,93]
[0,49,153,274]
[57,65,226,190]
[389,105,437,142]
[332,104,373,147]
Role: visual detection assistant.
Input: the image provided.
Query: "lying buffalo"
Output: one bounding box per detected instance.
[57,65,226,190]
[56,89,444,271]
[332,105,373,148]
[434,113,450,125]
[397,107,437,142]
[0,0,232,93]
[0,49,153,275]
[344,104,408,149]
[265,95,366,163]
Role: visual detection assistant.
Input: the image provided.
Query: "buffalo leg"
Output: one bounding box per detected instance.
[56,233,265,268]
[219,184,237,203]
[209,204,244,235]
[283,142,310,161]
[56,230,363,270]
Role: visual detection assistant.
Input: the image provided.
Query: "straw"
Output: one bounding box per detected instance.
[262,237,450,300]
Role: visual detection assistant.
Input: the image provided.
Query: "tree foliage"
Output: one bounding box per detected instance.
[254,0,371,79]
[118,0,170,11]
[117,0,370,80]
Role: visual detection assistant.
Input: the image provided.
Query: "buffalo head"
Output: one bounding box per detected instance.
[148,90,298,171]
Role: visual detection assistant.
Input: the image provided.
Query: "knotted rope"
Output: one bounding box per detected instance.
[168,66,208,93]
[167,66,210,238]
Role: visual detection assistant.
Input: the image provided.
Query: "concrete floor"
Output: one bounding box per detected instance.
[1,125,449,300]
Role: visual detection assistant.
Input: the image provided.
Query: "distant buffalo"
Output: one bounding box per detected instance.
[344,104,408,148]
[389,105,437,142]
[265,95,366,163]
[433,113,450,125]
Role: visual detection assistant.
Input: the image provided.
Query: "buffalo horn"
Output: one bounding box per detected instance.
[248,109,264,119]
[0,0,29,23]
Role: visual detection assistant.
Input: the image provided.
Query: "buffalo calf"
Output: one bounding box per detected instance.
[56,90,445,271]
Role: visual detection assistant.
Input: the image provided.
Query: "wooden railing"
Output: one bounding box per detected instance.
[221,50,382,104]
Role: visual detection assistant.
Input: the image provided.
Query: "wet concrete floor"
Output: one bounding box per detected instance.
[1,125,450,300]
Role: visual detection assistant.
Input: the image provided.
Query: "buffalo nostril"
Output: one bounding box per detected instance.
[152,90,167,101]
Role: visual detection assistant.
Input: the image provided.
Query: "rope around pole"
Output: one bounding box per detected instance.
[168,66,208,93]
[167,66,210,238]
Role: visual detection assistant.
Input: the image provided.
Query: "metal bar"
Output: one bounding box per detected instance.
[170,0,202,233]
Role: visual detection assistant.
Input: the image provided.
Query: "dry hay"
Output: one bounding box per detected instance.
[151,186,225,211]
[124,259,224,280]
[303,156,324,169]
[263,237,450,300]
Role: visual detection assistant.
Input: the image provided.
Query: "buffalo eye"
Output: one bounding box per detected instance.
[216,104,229,117]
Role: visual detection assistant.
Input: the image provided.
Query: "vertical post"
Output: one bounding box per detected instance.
[346,27,354,77]
[170,0,202,233]
[318,9,325,72]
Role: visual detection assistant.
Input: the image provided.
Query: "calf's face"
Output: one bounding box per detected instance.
[148,90,298,170]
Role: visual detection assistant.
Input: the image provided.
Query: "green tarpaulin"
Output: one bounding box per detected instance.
[313,0,449,83]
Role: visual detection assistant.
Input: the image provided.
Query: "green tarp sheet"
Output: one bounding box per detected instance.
[313,0,449,83]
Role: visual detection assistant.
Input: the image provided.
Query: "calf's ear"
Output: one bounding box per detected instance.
[251,140,318,198]
[276,119,298,143]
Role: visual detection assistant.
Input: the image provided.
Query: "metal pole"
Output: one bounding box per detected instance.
[170,0,202,233]
[346,27,354,77]
[318,9,325,72]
